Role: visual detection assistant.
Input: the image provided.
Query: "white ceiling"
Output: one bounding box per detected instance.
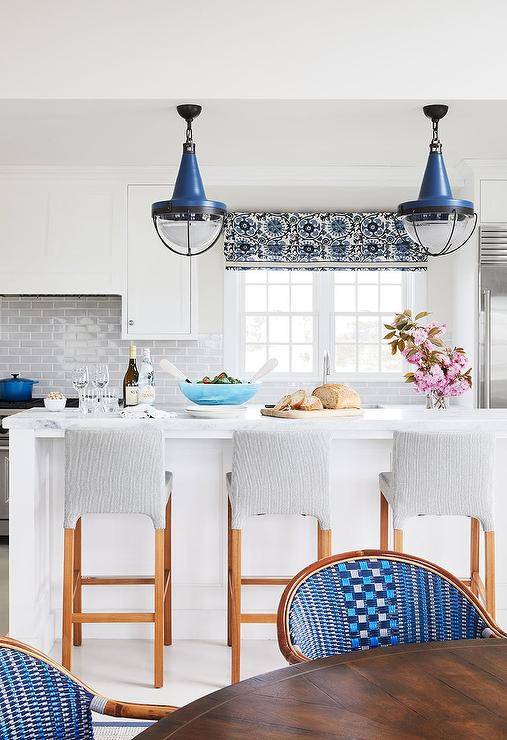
[2,1,506,100]
[1,99,507,169]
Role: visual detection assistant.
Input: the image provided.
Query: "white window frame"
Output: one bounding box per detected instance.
[224,269,427,383]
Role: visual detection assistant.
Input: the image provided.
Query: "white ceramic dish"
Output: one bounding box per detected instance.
[44,397,67,411]
[184,405,247,419]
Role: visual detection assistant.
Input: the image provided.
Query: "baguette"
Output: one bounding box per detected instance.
[312,383,361,409]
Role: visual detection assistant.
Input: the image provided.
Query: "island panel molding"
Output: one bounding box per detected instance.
[5,407,507,649]
[224,212,428,269]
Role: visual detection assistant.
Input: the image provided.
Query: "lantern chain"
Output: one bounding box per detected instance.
[430,117,442,152]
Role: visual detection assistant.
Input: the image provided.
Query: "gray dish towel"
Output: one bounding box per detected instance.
[380,431,496,531]
[228,430,332,530]
[64,428,169,529]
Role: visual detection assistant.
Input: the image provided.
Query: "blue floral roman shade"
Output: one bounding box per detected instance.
[224,212,427,270]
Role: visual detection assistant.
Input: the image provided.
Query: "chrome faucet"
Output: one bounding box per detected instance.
[322,350,330,386]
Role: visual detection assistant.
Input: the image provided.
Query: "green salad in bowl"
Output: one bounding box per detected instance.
[180,371,259,405]
[197,372,242,385]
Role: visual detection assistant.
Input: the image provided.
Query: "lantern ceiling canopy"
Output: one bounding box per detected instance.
[398,104,477,258]
[152,104,227,257]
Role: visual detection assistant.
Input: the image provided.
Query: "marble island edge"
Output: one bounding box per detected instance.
[5,405,507,438]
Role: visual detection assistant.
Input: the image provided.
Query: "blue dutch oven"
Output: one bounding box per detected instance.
[0,373,39,401]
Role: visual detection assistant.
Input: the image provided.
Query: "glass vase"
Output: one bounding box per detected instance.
[426,391,449,410]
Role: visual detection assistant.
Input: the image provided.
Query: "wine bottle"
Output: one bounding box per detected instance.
[123,345,139,406]
[138,348,155,405]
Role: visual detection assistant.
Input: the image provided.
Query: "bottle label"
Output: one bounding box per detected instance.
[139,385,155,404]
[125,386,138,406]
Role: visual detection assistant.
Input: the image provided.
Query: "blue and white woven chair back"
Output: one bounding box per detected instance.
[0,642,96,739]
[277,551,506,664]
[0,636,175,737]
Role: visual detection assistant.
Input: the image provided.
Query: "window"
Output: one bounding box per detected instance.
[224,269,425,378]
[334,271,404,374]
[242,270,316,374]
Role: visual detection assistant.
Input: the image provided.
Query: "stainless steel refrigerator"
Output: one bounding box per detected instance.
[478,225,507,407]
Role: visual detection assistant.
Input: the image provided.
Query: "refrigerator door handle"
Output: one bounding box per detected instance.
[482,289,492,408]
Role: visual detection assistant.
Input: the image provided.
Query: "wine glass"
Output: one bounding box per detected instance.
[92,364,109,400]
[71,366,89,414]
[81,388,100,415]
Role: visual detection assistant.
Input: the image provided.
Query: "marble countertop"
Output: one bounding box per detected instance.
[5,404,507,439]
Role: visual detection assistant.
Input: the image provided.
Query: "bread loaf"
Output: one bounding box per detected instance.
[273,389,307,411]
[289,389,307,409]
[299,395,324,411]
[274,394,293,411]
[312,383,361,409]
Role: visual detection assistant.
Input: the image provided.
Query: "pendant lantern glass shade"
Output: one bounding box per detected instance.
[152,104,227,257]
[398,105,477,257]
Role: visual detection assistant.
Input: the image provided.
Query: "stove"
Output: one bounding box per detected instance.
[0,397,80,410]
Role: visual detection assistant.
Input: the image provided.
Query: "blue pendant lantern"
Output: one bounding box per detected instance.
[398,105,477,257]
[152,104,227,257]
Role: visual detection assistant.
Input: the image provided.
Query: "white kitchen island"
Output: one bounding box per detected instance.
[5,405,507,657]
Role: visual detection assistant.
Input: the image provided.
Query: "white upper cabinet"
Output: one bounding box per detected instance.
[125,184,197,339]
[0,179,122,294]
[480,180,507,222]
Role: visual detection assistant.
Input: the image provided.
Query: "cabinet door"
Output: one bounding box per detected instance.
[126,185,197,338]
[0,179,122,294]
[481,180,507,223]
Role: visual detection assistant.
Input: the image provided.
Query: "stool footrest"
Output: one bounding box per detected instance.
[241,576,291,586]
[72,612,155,623]
[240,613,277,623]
[81,576,155,586]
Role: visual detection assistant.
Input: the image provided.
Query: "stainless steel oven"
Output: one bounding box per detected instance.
[0,398,79,537]
[0,411,12,538]
[0,437,8,538]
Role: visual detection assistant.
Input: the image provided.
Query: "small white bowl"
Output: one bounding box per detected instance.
[44,397,67,412]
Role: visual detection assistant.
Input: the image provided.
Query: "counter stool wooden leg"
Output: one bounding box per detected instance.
[62,528,75,671]
[470,517,480,597]
[485,530,496,619]
[227,500,232,648]
[154,529,165,688]
[164,499,172,646]
[317,525,332,560]
[393,528,403,552]
[380,493,389,550]
[230,528,241,684]
[73,518,82,646]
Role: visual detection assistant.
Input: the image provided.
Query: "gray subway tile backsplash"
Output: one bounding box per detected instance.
[0,295,421,406]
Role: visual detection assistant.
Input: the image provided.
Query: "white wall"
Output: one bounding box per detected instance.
[1,0,505,99]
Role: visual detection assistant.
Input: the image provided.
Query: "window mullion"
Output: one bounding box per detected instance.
[316,272,332,375]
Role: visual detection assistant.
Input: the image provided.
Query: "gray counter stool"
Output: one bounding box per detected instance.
[227,429,333,683]
[62,428,172,688]
[379,430,496,617]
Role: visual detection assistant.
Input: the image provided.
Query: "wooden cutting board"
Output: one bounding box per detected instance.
[260,407,362,419]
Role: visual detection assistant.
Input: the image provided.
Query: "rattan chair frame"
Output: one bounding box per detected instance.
[277,549,507,665]
[0,635,177,721]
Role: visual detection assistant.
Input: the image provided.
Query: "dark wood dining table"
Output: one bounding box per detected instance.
[139,640,507,738]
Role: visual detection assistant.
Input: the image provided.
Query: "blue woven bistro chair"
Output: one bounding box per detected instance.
[277,550,506,664]
[0,636,176,739]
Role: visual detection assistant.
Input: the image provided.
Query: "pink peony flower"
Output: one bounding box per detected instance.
[412,328,428,345]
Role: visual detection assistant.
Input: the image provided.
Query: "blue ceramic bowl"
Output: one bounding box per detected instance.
[179,382,260,406]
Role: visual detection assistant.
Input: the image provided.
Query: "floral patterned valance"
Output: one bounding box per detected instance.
[224,212,427,270]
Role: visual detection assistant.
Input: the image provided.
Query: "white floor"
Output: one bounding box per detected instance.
[0,540,285,711]
[50,638,286,708]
